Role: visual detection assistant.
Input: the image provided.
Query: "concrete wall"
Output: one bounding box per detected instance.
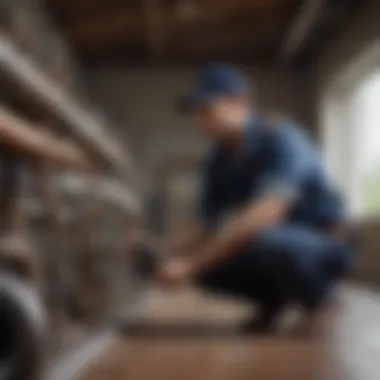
[86,66,313,168]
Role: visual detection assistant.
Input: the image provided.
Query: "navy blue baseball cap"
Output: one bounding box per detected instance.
[177,64,249,113]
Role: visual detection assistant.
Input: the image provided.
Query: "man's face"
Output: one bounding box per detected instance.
[196,95,250,139]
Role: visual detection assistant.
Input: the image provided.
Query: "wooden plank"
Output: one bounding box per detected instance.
[56,174,142,216]
[280,0,327,62]
[0,104,92,170]
[0,35,135,176]
[144,0,167,59]
[51,0,120,18]
[76,288,323,380]
[76,285,380,380]
[66,0,294,47]
[67,9,143,45]
[175,19,285,55]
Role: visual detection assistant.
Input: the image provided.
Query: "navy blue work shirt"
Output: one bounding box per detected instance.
[199,117,345,230]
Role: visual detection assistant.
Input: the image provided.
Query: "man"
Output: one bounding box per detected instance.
[153,64,352,332]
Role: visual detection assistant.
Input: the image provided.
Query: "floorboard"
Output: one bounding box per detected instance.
[77,286,380,380]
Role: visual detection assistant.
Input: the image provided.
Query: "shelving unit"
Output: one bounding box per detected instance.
[0,27,142,379]
[0,36,137,180]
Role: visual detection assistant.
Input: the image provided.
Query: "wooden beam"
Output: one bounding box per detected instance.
[79,48,273,67]
[0,105,92,171]
[175,13,286,53]
[67,9,144,45]
[279,0,327,62]
[50,0,115,19]
[0,36,135,177]
[203,0,296,22]
[66,0,293,48]
[144,0,167,59]
[57,174,142,216]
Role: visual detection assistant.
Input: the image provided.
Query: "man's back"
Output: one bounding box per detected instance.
[200,118,345,229]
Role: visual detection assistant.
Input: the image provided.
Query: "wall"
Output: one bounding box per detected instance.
[314,0,380,286]
[314,1,380,103]
[86,66,313,169]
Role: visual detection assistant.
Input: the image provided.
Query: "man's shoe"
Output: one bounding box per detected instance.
[238,307,281,335]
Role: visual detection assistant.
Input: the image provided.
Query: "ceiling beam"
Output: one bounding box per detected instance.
[66,0,292,47]
[57,0,291,18]
[144,0,167,59]
[177,26,283,55]
[279,0,327,62]
[67,9,144,45]
[209,0,297,17]
[56,174,142,215]
[51,0,114,15]
[79,46,274,67]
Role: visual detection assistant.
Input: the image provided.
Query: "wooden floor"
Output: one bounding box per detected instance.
[78,285,380,380]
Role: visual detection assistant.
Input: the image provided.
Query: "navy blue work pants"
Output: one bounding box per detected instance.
[197,224,352,312]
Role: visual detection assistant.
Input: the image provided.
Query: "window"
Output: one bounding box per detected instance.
[354,72,380,214]
[322,45,380,219]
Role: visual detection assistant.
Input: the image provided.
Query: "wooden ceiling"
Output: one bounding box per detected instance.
[44,0,303,66]
[44,0,364,67]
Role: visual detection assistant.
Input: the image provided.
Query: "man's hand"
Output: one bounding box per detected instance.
[188,197,288,275]
[159,224,207,254]
[155,257,194,289]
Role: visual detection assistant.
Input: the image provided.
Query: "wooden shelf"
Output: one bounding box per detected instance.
[0,35,135,177]
[56,173,142,215]
[0,104,91,170]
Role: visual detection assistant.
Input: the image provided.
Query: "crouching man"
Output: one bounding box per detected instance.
[150,64,352,333]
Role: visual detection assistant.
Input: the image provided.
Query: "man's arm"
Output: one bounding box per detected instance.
[160,223,210,254]
[189,196,288,275]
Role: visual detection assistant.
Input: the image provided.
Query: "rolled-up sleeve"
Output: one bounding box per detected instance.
[256,127,310,202]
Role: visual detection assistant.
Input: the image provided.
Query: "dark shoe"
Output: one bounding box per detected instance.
[238,306,281,335]
[238,316,275,335]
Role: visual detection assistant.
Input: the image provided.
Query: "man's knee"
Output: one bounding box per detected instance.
[325,240,353,278]
[255,225,346,274]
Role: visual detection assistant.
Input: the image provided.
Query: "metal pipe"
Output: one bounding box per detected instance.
[0,104,92,170]
[0,36,136,177]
